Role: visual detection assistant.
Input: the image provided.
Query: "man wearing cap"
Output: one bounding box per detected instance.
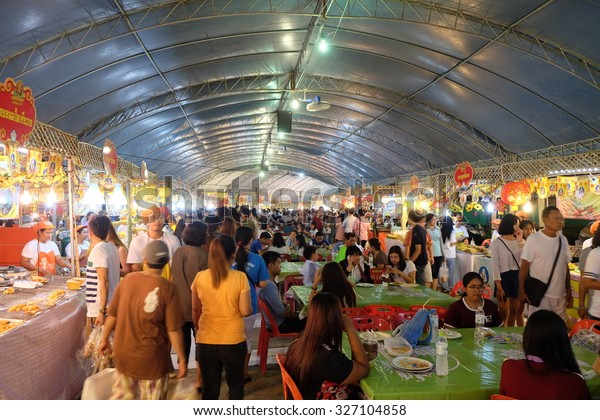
[250,231,271,255]
[99,240,186,399]
[127,206,180,272]
[20,221,70,276]
[453,214,470,243]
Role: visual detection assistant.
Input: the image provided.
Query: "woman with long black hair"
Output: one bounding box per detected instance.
[191,235,252,399]
[285,293,369,399]
[234,226,269,382]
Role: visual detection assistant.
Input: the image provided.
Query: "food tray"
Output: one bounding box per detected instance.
[0,318,25,335]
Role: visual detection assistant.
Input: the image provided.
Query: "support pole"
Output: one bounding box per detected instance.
[66,157,79,276]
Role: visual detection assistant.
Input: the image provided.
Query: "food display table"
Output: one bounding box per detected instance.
[348,327,599,400]
[291,284,457,310]
[0,277,88,399]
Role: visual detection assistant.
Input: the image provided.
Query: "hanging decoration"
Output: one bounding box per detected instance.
[454,162,473,187]
[0,78,36,146]
[500,181,531,206]
[102,139,118,176]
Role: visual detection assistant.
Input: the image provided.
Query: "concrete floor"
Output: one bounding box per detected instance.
[169,327,295,400]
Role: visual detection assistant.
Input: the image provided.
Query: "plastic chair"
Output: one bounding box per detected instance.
[569,319,600,338]
[490,394,517,400]
[258,299,300,374]
[370,268,385,284]
[390,310,418,329]
[363,304,404,322]
[341,307,368,317]
[482,239,491,248]
[351,315,391,332]
[276,354,303,400]
[482,284,493,299]
[450,281,464,297]
[280,254,291,262]
[409,305,448,322]
[283,274,304,311]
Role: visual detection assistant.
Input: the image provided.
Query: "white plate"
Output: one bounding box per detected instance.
[443,329,462,340]
[385,346,413,357]
[391,356,433,372]
[356,283,374,288]
[13,280,42,289]
[399,283,419,288]
[359,331,391,341]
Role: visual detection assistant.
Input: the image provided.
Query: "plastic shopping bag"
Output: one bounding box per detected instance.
[81,368,115,400]
[439,262,449,283]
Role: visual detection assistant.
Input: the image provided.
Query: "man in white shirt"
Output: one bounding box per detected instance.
[453,215,470,242]
[519,206,572,319]
[21,221,70,276]
[342,208,358,234]
[127,206,180,272]
[579,228,600,321]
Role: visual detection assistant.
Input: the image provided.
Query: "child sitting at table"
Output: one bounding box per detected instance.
[301,246,319,286]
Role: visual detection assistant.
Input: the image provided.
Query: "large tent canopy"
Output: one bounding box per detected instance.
[1,0,599,192]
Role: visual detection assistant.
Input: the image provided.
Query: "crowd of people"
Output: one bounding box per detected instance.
[14,202,600,400]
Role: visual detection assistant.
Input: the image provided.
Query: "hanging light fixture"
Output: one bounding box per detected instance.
[523,201,533,213]
[82,183,104,207]
[46,186,57,206]
[109,183,127,208]
[21,188,32,205]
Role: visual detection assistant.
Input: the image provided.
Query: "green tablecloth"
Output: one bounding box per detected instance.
[291,284,457,309]
[279,261,327,281]
[345,327,600,400]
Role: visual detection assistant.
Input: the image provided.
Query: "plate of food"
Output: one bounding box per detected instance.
[399,283,419,288]
[30,275,48,284]
[391,356,433,372]
[13,280,43,289]
[442,329,462,340]
[356,283,374,288]
[359,331,391,341]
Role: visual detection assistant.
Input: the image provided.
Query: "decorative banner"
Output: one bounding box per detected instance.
[537,183,548,199]
[27,149,42,176]
[140,160,148,180]
[7,143,19,174]
[0,186,20,219]
[0,78,36,146]
[48,153,62,176]
[576,179,589,199]
[591,176,600,195]
[501,181,531,206]
[547,181,557,196]
[102,139,118,176]
[557,193,600,220]
[410,175,419,190]
[454,162,473,187]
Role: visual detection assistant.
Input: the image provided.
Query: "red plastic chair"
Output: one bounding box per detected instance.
[276,354,303,400]
[450,281,464,297]
[482,239,491,248]
[280,254,291,262]
[482,284,493,299]
[258,299,299,374]
[370,268,385,284]
[390,310,418,329]
[341,307,368,317]
[283,274,304,311]
[409,305,448,322]
[363,304,404,322]
[351,315,391,332]
[569,319,600,338]
[490,394,517,400]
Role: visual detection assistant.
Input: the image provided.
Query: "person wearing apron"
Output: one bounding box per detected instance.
[20,221,70,276]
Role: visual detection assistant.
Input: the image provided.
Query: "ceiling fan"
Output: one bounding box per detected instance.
[292,91,330,112]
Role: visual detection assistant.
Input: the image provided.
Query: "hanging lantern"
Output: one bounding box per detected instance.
[501,181,531,206]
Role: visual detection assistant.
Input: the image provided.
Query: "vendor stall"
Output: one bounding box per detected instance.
[0,277,88,399]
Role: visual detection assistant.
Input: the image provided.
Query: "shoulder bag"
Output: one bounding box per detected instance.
[524,237,562,307]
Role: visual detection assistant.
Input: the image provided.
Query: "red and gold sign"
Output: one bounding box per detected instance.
[102,139,118,176]
[454,162,473,187]
[501,181,531,206]
[0,78,36,146]
[410,175,419,190]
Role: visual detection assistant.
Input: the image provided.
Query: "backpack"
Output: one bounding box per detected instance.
[393,308,432,347]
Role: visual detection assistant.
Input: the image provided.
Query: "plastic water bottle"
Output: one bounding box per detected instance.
[368,253,374,268]
[430,310,439,343]
[475,307,485,341]
[435,331,448,376]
